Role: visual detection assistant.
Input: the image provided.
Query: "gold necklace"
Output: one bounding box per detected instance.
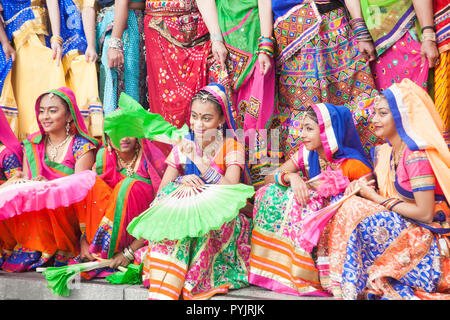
[390,142,406,181]
[319,157,338,172]
[47,134,72,162]
[116,147,140,177]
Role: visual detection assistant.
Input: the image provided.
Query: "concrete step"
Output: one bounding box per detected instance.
[0,270,334,300]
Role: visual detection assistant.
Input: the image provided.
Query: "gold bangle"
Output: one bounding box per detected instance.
[421,32,436,42]
[50,35,63,45]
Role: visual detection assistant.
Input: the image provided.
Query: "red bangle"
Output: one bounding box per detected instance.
[280,171,289,186]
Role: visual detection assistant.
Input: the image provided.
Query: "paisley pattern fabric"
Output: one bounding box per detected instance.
[322,196,450,300]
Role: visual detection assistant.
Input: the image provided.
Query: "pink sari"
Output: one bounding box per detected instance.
[80,139,166,279]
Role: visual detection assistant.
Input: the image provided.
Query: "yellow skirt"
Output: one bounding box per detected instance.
[434,50,450,144]
[0,34,65,140]
[0,36,103,140]
[63,52,103,138]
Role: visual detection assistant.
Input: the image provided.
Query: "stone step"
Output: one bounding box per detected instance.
[0,270,334,300]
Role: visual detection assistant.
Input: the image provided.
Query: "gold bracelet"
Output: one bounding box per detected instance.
[421,32,436,42]
[50,35,63,46]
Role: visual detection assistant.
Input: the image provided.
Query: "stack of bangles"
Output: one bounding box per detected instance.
[274,170,289,187]
[50,35,63,47]
[200,167,222,184]
[421,26,437,42]
[349,18,372,42]
[108,37,124,52]
[122,246,135,263]
[256,36,275,58]
[380,198,404,211]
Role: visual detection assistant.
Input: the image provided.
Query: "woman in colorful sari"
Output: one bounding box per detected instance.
[0,108,22,266]
[360,0,439,93]
[130,83,251,300]
[46,0,103,137]
[273,0,378,159]
[433,0,450,144]
[249,102,373,297]
[196,0,277,187]
[96,0,147,114]
[1,87,101,272]
[323,78,449,300]
[143,0,211,133]
[0,0,66,140]
[78,133,166,277]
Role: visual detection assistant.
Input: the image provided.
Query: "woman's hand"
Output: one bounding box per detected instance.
[344,179,360,196]
[85,44,98,63]
[79,236,96,262]
[109,252,131,269]
[356,179,378,201]
[288,173,310,206]
[107,47,124,68]
[257,52,272,75]
[357,40,376,62]
[33,175,48,182]
[51,41,62,66]
[2,41,15,63]
[178,174,205,188]
[212,40,228,71]
[421,38,439,68]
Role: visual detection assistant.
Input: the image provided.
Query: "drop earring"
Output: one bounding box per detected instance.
[65,121,71,136]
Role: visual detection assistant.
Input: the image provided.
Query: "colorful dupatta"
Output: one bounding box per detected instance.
[378,79,450,202]
[0,108,23,166]
[294,103,372,179]
[201,83,252,184]
[23,87,99,180]
[0,108,22,183]
[208,0,277,188]
[360,0,416,56]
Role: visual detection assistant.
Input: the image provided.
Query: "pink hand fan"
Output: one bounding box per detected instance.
[0,170,97,220]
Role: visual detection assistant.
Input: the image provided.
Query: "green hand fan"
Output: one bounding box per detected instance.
[38,260,111,296]
[103,93,189,150]
[127,183,255,242]
[106,263,143,285]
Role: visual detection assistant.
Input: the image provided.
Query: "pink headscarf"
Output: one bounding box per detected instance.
[0,107,22,163]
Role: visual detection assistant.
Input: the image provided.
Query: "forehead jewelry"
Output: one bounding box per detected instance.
[198,93,209,104]
[48,92,55,100]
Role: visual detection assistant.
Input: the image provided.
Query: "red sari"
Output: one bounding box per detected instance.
[144,0,211,134]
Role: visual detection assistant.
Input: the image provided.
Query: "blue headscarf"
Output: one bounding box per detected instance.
[306,103,373,178]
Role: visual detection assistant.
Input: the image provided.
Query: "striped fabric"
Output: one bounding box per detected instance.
[434,51,450,143]
[249,229,326,296]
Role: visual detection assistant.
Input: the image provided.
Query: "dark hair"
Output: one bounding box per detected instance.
[304,106,318,124]
[191,90,224,117]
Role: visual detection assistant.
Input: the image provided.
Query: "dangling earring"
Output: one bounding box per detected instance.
[216,123,224,143]
[65,120,71,136]
[107,144,112,153]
